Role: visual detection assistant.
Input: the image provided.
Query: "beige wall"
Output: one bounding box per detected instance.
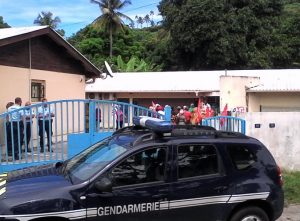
[248,92,300,112]
[0,65,86,114]
[244,112,300,170]
[220,76,260,112]
[0,65,87,146]
[89,92,218,100]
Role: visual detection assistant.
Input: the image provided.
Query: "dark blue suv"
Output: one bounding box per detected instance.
[0,119,284,221]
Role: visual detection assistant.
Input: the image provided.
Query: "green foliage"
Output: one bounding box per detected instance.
[157,0,296,70]
[33,11,65,36]
[91,0,133,57]
[283,170,300,204]
[68,25,162,71]
[116,55,162,72]
[280,2,300,67]
[67,0,299,71]
[0,16,10,28]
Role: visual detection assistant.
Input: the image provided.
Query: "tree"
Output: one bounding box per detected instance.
[116,55,162,72]
[135,16,144,28]
[0,16,10,28]
[158,0,287,70]
[144,14,151,27]
[34,11,61,29]
[91,0,133,57]
[33,11,65,36]
[149,10,155,26]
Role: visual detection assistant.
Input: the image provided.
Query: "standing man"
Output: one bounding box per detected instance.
[37,98,54,152]
[116,105,124,130]
[7,97,24,159]
[24,101,35,152]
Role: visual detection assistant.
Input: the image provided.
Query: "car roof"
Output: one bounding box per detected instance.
[111,125,257,148]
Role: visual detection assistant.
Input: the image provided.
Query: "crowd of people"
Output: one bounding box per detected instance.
[4,97,54,159]
[149,101,215,125]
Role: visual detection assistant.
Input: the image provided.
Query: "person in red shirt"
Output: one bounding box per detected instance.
[183,106,192,124]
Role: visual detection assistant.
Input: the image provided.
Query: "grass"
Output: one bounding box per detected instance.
[283,170,300,205]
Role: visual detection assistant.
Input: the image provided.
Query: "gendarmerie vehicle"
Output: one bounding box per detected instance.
[0,117,284,221]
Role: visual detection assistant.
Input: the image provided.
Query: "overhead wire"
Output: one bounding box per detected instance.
[59,1,160,28]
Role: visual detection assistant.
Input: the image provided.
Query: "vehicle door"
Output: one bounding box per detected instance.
[85,145,171,221]
[168,142,233,221]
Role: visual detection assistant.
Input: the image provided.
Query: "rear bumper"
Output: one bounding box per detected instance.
[271,189,284,220]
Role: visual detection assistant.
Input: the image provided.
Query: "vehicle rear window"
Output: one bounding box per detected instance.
[227,144,257,170]
[177,144,218,179]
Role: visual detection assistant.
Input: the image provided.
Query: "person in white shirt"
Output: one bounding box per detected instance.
[24,101,35,152]
[7,97,24,159]
[37,98,54,152]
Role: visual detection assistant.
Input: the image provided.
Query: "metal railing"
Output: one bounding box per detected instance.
[0,99,166,172]
[202,116,246,134]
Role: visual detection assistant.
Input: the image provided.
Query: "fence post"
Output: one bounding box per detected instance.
[89,101,96,137]
[164,105,171,122]
[241,119,246,134]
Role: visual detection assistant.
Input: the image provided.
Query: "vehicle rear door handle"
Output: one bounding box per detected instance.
[213,186,228,192]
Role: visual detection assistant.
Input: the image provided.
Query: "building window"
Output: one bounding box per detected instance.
[31,80,45,102]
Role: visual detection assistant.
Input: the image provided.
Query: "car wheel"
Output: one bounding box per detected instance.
[230,206,269,221]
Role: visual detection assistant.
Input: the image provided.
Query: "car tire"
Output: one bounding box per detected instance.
[230,206,269,221]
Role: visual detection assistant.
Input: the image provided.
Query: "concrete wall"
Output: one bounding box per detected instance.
[248,92,300,112]
[0,65,87,146]
[220,76,260,112]
[0,65,86,113]
[244,112,300,170]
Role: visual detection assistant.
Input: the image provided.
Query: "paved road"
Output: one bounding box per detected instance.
[278,205,300,221]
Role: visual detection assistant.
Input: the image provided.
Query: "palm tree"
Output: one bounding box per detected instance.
[135,16,144,28]
[149,10,155,26]
[144,14,150,27]
[91,0,133,57]
[33,11,61,29]
[0,16,10,28]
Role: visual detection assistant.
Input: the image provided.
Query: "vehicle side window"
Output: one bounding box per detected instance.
[110,147,166,187]
[227,144,257,170]
[177,144,218,179]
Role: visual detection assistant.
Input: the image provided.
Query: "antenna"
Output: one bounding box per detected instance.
[99,61,114,79]
[105,61,113,78]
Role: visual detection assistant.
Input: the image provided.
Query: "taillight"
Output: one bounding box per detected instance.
[277,166,283,186]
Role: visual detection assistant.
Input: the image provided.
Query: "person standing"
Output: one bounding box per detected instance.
[183,106,192,124]
[37,98,54,152]
[5,102,14,156]
[95,106,101,130]
[7,97,24,159]
[24,101,35,152]
[116,106,124,130]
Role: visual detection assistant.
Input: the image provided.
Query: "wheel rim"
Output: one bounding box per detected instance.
[241,215,262,221]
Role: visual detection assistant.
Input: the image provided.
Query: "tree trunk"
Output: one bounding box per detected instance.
[109,27,113,58]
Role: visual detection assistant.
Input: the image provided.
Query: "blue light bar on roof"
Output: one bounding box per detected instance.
[133,116,173,133]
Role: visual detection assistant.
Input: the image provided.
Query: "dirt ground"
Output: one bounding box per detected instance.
[277,205,300,221]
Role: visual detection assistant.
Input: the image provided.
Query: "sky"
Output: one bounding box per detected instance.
[0,0,162,37]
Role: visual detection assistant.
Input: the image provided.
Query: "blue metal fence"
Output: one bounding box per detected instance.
[0,100,245,173]
[0,99,168,173]
[202,116,246,134]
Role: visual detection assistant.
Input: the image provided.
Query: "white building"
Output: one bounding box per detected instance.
[86,69,300,113]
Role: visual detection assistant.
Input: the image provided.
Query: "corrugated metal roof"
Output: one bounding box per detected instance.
[86,69,300,93]
[0,26,47,40]
[246,71,300,92]
[86,71,222,93]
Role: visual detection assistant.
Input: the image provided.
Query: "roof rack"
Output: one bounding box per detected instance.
[170,125,216,137]
[215,131,248,139]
